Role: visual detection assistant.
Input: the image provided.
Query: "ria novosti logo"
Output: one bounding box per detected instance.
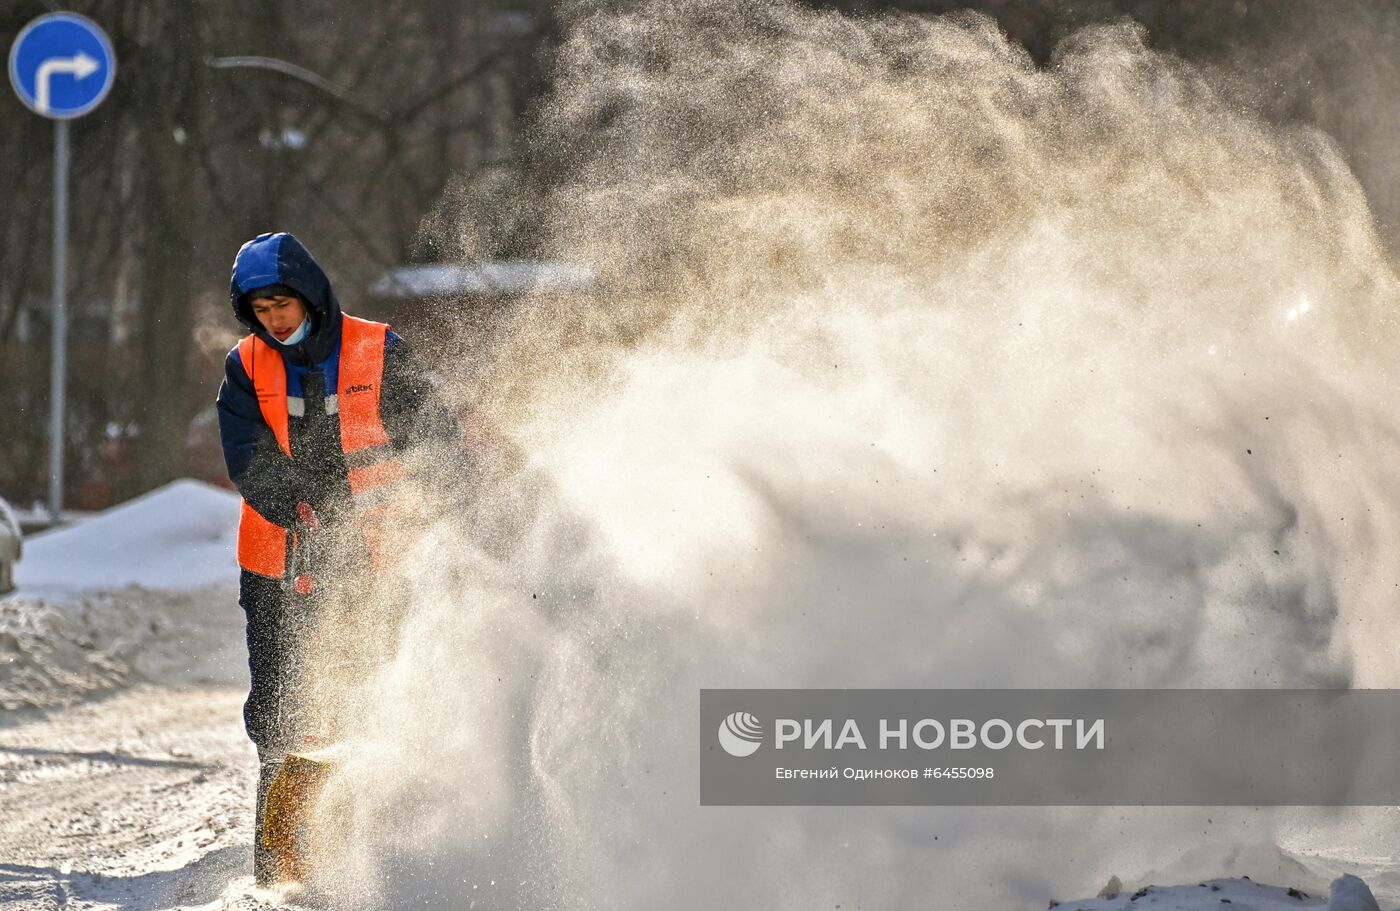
[718,711,763,757]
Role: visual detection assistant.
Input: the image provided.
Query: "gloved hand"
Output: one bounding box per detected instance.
[291,502,319,596]
[295,501,319,531]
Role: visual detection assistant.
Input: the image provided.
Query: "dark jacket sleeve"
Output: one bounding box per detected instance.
[216,346,310,527]
[379,332,462,455]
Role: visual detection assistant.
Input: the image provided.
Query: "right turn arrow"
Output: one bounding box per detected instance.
[35,52,100,115]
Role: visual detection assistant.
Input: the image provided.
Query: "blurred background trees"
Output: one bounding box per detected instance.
[0,0,557,508]
[1,0,1395,510]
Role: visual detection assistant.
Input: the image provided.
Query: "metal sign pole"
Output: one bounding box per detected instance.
[10,12,115,525]
[49,118,68,524]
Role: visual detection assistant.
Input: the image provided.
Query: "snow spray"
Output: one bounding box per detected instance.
[309,2,1400,907]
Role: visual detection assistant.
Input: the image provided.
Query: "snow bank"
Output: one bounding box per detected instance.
[1,480,246,712]
[15,479,240,597]
[1055,874,1392,911]
[0,586,247,712]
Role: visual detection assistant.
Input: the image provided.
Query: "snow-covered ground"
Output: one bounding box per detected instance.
[0,481,268,910]
[0,481,1394,910]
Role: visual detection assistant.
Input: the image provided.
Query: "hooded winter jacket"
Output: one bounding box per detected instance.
[216,233,457,574]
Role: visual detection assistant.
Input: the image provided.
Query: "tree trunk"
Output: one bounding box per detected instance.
[134,5,203,491]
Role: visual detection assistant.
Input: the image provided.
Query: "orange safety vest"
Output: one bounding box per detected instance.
[236,315,407,578]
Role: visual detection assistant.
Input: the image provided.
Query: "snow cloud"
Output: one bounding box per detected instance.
[310,2,1400,907]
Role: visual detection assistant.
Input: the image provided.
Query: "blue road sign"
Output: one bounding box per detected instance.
[9,12,116,120]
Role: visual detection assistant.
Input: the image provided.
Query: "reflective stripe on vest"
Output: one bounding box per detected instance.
[235,315,403,577]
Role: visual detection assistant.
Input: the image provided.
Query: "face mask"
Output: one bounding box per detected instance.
[274,319,311,347]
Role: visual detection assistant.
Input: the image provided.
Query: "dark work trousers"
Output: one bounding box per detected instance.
[240,567,317,885]
[240,546,389,884]
[240,568,319,753]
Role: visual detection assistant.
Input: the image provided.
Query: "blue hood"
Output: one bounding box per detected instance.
[229,232,343,365]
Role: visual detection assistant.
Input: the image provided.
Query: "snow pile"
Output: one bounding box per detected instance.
[1,480,246,712]
[1056,873,1387,911]
[1329,874,1387,911]
[0,586,247,712]
[14,479,240,598]
[0,595,126,711]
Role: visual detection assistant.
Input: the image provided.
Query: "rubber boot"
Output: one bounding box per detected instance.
[254,753,283,887]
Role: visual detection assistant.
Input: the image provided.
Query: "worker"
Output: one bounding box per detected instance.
[216,231,457,886]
